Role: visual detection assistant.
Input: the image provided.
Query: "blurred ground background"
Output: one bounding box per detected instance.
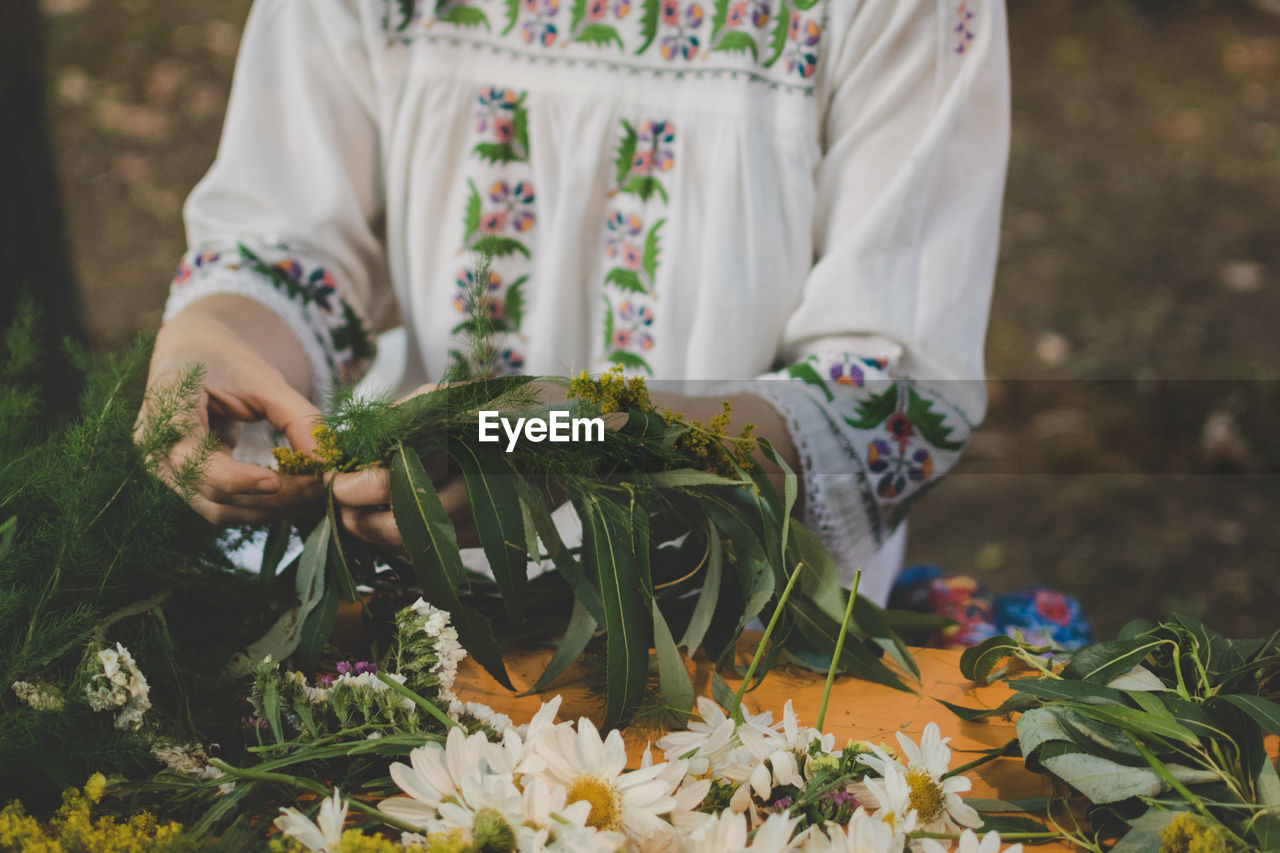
[33,0,1280,639]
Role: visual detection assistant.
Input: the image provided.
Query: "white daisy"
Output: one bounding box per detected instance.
[274,788,347,852]
[797,809,905,853]
[380,726,511,827]
[857,722,980,834]
[675,810,797,852]
[857,767,919,841]
[919,828,1023,853]
[536,716,683,840]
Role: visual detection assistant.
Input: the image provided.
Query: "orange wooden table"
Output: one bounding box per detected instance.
[453,635,1074,851]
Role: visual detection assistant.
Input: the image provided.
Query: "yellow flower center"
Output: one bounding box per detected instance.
[566,774,624,832]
[905,767,946,824]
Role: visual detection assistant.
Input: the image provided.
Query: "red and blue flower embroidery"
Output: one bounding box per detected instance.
[657,1,705,60]
[954,2,975,55]
[518,0,561,46]
[782,11,820,79]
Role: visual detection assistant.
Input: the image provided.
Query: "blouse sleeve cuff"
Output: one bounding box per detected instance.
[163,241,375,403]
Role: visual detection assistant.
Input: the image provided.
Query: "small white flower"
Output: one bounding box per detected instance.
[919,828,1023,853]
[274,788,347,852]
[856,768,918,842]
[380,726,513,828]
[858,722,980,834]
[84,643,150,730]
[797,809,905,853]
[11,680,63,711]
[151,742,222,780]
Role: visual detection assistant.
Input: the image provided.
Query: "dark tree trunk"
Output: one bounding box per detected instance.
[0,0,84,416]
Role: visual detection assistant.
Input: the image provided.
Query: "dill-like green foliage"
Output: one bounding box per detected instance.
[0,304,278,807]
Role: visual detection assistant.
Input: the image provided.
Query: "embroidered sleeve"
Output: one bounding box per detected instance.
[165,0,390,401]
[757,0,1010,600]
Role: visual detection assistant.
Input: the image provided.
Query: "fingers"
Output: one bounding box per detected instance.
[340,506,403,548]
[332,467,390,508]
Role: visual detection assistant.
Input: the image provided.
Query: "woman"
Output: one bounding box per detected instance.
[144,0,1008,605]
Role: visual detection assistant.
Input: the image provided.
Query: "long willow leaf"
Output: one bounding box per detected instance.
[390,443,512,688]
[679,520,721,654]
[520,491,605,623]
[526,598,597,695]
[449,442,528,625]
[653,599,693,723]
[581,494,648,727]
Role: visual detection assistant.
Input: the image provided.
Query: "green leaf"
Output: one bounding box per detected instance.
[646,469,747,489]
[439,4,489,28]
[259,520,291,579]
[959,635,1021,684]
[391,443,513,688]
[791,0,819,8]
[501,0,520,34]
[710,0,729,38]
[604,268,647,294]
[906,388,965,452]
[636,0,660,53]
[785,359,834,402]
[575,23,624,48]
[295,517,331,624]
[763,0,790,67]
[395,0,415,32]
[653,600,693,723]
[606,349,652,374]
[469,235,531,259]
[642,218,664,282]
[512,101,530,156]
[614,120,638,187]
[1009,677,1127,705]
[504,276,527,329]
[463,180,482,242]
[711,669,736,712]
[1216,694,1280,736]
[1118,618,1156,640]
[472,141,522,164]
[713,30,759,58]
[295,578,339,673]
[965,797,1052,814]
[621,175,668,203]
[1063,637,1165,684]
[844,382,899,430]
[938,693,1038,722]
[449,443,528,625]
[757,437,796,559]
[519,494,605,624]
[787,600,910,691]
[570,0,587,32]
[1057,702,1201,747]
[526,598,597,694]
[582,494,649,726]
[679,522,722,654]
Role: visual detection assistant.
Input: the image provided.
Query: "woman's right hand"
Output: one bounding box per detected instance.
[138,295,327,525]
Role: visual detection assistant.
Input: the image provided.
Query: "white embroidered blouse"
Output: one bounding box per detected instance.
[164,0,1010,604]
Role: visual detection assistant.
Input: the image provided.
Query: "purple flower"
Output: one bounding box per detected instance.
[336,661,377,676]
[605,211,645,258]
[658,2,704,60]
[521,0,560,46]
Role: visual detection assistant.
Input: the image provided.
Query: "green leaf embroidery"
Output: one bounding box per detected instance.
[472,141,523,164]
[512,99,530,157]
[621,175,668,204]
[607,349,652,374]
[786,360,835,402]
[614,120,638,188]
[709,0,730,41]
[501,0,520,34]
[907,388,965,452]
[763,0,790,68]
[570,0,587,32]
[844,383,899,430]
[792,0,819,9]
[713,30,759,59]
[504,275,527,329]
[642,218,664,283]
[602,296,616,351]
[636,0,660,54]
[575,23,625,49]
[463,179,482,243]
[469,235,532,259]
[604,268,647,294]
[439,3,490,29]
[394,0,416,32]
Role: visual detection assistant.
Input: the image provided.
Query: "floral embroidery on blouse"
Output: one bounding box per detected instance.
[449,85,536,376]
[600,116,673,375]
[389,0,826,86]
[170,243,374,384]
[954,2,976,55]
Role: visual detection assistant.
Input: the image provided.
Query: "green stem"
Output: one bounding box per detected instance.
[731,561,804,722]
[207,759,420,834]
[816,570,860,731]
[1125,731,1250,849]
[375,672,458,730]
